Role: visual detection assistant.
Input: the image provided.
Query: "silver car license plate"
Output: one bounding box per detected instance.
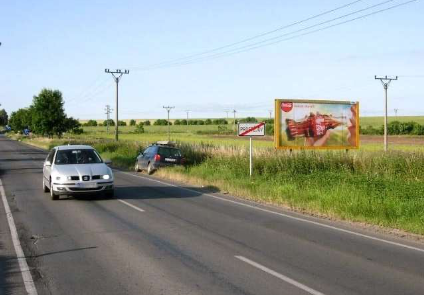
[78,182,97,188]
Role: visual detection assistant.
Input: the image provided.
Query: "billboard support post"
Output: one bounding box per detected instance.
[249,137,253,177]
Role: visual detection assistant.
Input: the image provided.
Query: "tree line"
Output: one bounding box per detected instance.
[360,121,424,135]
[8,89,82,137]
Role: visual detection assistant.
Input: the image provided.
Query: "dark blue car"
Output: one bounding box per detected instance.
[135,142,185,175]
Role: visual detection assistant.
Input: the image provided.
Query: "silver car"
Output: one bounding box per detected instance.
[42,145,114,200]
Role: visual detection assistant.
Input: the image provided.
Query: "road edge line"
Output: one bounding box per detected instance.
[119,171,424,254]
[0,178,38,295]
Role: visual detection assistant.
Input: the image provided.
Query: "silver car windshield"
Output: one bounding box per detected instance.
[55,149,102,165]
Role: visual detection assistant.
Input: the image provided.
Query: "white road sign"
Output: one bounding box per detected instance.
[238,122,266,137]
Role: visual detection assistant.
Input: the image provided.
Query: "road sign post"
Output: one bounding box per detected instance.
[238,122,266,177]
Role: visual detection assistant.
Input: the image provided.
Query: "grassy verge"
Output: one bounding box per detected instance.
[11,134,424,235]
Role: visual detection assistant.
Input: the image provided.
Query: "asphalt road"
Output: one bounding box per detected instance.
[1,134,424,295]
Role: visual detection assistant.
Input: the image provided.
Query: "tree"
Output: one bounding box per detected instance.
[65,117,83,134]
[154,119,169,126]
[212,119,228,125]
[174,119,182,125]
[129,119,136,126]
[143,120,151,126]
[9,108,33,132]
[86,119,98,127]
[31,89,67,137]
[0,109,8,126]
[134,122,145,133]
[118,121,127,126]
[239,117,258,123]
[103,119,115,127]
[205,119,212,125]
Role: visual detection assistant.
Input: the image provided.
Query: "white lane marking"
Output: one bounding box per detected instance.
[235,256,325,295]
[119,171,424,254]
[117,199,145,213]
[0,179,38,295]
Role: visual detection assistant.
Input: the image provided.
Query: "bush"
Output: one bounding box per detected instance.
[143,120,151,126]
[86,120,98,127]
[212,119,228,125]
[154,119,169,126]
[103,119,115,127]
[129,119,136,126]
[134,122,145,133]
[118,121,127,126]
[205,119,212,125]
[239,117,258,123]
[174,119,182,125]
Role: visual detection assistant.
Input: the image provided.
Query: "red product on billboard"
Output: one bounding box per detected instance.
[286,113,342,140]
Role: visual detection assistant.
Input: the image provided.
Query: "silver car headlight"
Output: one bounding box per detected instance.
[67,176,72,180]
[102,175,110,180]
[56,176,62,181]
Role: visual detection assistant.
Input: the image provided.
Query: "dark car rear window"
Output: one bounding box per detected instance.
[158,147,181,157]
[55,149,102,165]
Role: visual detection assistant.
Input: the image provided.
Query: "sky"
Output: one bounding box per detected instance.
[1,0,423,120]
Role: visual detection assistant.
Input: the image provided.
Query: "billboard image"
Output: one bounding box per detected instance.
[275,99,359,149]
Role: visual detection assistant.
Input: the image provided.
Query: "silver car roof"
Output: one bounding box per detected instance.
[55,145,95,151]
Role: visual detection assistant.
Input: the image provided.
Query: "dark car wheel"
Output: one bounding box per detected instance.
[105,190,114,198]
[43,178,50,193]
[134,162,141,172]
[147,163,154,175]
[50,180,59,200]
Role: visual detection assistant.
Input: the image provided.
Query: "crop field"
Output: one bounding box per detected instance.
[79,123,424,152]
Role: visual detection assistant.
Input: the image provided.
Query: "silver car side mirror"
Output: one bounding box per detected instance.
[44,160,51,167]
[104,160,112,165]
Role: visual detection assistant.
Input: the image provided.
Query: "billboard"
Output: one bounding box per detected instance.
[274,99,359,149]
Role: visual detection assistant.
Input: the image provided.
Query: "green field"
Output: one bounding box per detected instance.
[360,116,424,127]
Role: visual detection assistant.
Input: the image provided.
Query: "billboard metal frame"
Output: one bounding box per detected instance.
[274,99,360,150]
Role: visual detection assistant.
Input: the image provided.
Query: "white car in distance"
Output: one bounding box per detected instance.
[43,145,114,200]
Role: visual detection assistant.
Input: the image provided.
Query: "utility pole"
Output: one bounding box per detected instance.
[375,75,398,151]
[268,110,273,119]
[233,109,237,133]
[185,110,190,128]
[163,106,175,141]
[394,108,398,117]
[225,110,229,120]
[104,105,113,133]
[105,68,129,141]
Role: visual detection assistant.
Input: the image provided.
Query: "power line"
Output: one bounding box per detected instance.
[130,0,364,71]
[139,0,416,70]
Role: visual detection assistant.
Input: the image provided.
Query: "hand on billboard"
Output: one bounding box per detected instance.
[347,105,357,146]
[305,130,333,146]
